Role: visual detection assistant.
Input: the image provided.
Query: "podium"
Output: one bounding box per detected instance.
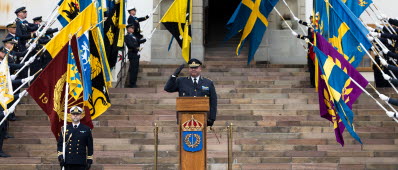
[177,97,209,170]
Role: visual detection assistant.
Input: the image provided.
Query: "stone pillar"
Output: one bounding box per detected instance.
[257,0,307,64]
[151,0,204,64]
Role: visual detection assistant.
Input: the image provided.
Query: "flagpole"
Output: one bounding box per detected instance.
[370,5,397,35]
[281,0,307,34]
[371,40,398,81]
[62,38,72,170]
[367,83,398,123]
[0,90,28,126]
[30,0,60,43]
[142,0,164,30]
[14,48,44,77]
[360,41,398,94]
[273,7,308,52]
[12,69,42,94]
[349,76,398,123]
[21,11,60,63]
[365,9,394,35]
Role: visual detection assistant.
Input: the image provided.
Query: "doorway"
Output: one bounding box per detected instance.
[204,0,241,44]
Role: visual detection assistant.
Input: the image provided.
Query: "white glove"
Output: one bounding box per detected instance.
[18,90,28,98]
[379,94,390,101]
[367,26,375,32]
[382,48,389,54]
[27,57,35,64]
[379,56,388,66]
[7,105,15,114]
[10,75,16,80]
[367,36,374,42]
[30,42,37,49]
[377,14,387,20]
[386,111,396,118]
[388,39,393,45]
[291,31,298,37]
[293,16,300,22]
[375,23,384,30]
[370,32,381,38]
[21,76,34,84]
[382,73,392,80]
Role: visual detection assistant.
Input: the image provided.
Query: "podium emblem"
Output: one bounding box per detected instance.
[182,115,204,152]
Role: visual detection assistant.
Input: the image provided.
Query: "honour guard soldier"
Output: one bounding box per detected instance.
[127,8,149,40]
[57,106,93,170]
[2,37,28,64]
[124,24,146,88]
[164,59,218,126]
[15,7,38,53]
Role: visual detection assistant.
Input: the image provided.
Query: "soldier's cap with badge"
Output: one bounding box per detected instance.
[15,7,27,14]
[128,8,136,12]
[6,21,16,28]
[126,24,134,28]
[70,106,83,115]
[2,37,16,44]
[188,58,202,68]
[33,16,42,22]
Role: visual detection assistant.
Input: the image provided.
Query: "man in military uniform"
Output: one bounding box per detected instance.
[2,37,28,64]
[125,24,146,88]
[14,7,38,54]
[164,59,218,126]
[127,8,149,40]
[57,106,93,170]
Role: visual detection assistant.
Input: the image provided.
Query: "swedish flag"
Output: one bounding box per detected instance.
[313,45,362,144]
[342,0,372,17]
[327,0,372,68]
[226,0,279,64]
[67,42,83,100]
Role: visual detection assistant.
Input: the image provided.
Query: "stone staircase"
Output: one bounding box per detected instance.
[1,41,398,170]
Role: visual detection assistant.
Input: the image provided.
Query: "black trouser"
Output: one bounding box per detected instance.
[64,164,87,170]
[128,54,140,87]
[0,115,6,153]
[307,57,315,87]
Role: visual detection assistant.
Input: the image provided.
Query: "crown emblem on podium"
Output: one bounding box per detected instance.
[182,116,203,131]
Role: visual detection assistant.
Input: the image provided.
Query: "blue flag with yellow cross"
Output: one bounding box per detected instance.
[226,0,280,64]
[326,0,372,68]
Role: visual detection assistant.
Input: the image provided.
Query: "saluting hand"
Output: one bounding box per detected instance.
[173,64,185,77]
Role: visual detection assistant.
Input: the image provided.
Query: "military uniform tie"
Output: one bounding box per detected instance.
[193,78,198,87]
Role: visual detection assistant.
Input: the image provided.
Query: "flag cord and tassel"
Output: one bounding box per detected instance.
[370,5,397,35]
[281,0,307,34]
[273,6,308,51]
[0,90,28,126]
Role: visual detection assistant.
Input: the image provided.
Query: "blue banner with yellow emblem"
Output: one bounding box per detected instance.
[182,116,204,152]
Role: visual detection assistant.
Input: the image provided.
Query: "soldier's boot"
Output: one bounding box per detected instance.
[0,139,10,157]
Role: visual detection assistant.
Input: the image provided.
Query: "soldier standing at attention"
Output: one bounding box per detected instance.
[164,59,218,126]
[124,24,146,88]
[57,106,93,170]
[127,8,149,40]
